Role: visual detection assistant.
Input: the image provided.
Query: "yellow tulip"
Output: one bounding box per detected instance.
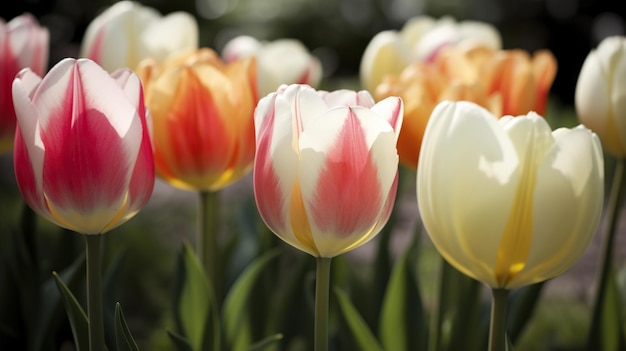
[417,101,604,289]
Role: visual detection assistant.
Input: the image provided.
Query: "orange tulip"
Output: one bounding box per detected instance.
[376,43,557,169]
[137,48,258,191]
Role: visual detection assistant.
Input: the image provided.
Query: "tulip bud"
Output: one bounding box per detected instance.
[12,58,154,234]
[0,13,48,153]
[576,36,626,157]
[254,84,403,257]
[417,101,604,289]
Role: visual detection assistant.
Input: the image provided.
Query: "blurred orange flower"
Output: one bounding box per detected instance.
[137,48,258,191]
[376,43,557,169]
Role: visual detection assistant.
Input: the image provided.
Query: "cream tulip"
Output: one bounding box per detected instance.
[417,100,604,289]
[222,36,322,96]
[80,1,198,73]
[576,36,626,157]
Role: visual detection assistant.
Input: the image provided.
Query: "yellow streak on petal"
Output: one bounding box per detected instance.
[100,192,129,233]
[495,146,536,287]
[44,192,130,234]
[290,177,318,256]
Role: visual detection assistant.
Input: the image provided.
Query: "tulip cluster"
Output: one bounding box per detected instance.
[0,13,48,153]
[375,43,557,168]
[360,15,502,93]
[223,35,322,97]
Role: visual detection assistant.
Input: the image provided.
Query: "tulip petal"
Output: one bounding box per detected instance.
[371,96,404,138]
[511,126,603,288]
[298,107,397,257]
[359,31,412,93]
[418,101,520,287]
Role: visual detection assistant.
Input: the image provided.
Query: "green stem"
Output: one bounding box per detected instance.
[488,288,510,351]
[315,257,332,351]
[587,157,625,348]
[85,235,105,351]
[198,191,221,301]
[428,256,451,351]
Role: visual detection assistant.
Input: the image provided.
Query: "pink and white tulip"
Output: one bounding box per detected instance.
[0,13,48,153]
[80,1,198,73]
[223,36,322,96]
[253,84,403,257]
[12,58,154,234]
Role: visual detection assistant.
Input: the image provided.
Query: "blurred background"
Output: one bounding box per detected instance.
[1,0,625,105]
[1,1,626,350]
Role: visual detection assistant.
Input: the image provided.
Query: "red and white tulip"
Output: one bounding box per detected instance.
[12,58,154,234]
[254,84,403,257]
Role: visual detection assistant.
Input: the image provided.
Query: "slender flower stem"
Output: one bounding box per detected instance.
[315,257,332,351]
[488,288,510,351]
[198,191,221,301]
[587,157,625,348]
[85,234,105,351]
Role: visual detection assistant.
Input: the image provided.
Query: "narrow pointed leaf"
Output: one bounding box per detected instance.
[167,330,193,351]
[53,271,89,351]
[34,253,85,351]
[506,282,544,343]
[176,243,212,351]
[247,333,283,351]
[379,246,427,351]
[223,250,279,351]
[600,269,626,351]
[335,288,384,351]
[115,302,140,351]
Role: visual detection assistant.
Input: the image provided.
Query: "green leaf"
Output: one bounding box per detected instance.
[223,250,279,351]
[379,247,427,351]
[600,269,626,351]
[114,302,140,351]
[34,253,85,351]
[247,333,283,351]
[174,243,214,351]
[506,282,544,343]
[53,271,89,351]
[167,330,193,351]
[334,288,384,351]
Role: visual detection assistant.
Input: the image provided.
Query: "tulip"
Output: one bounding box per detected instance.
[376,43,557,169]
[417,100,604,290]
[13,58,154,350]
[360,15,501,93]
[222,35,322,96]
[254,84,402,351]
[576,36,626,157]
[136,48,257,191]
[253,84,403,258]
[0,13,48,153]
[12,58,154,234]
[80,0,198,73]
